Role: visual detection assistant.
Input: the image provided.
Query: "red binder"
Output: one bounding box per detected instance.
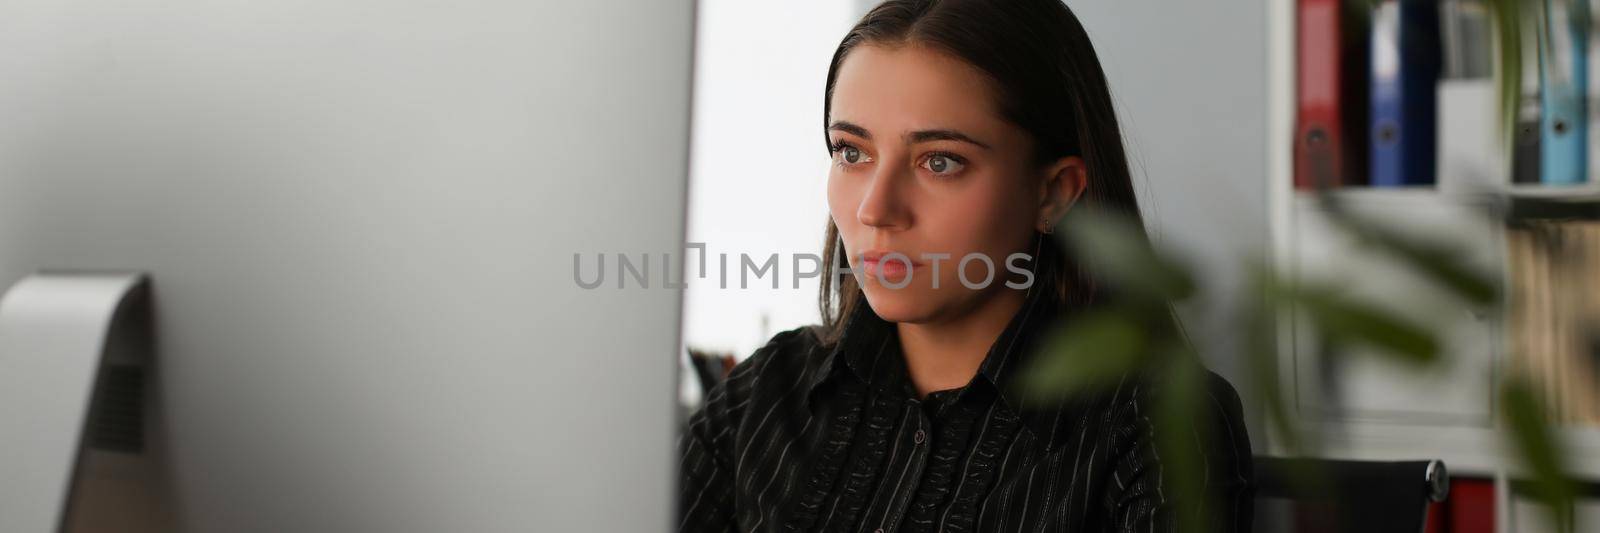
[1296,0,1369,189]
[1447,478,1495,533]
[1423,477,1495,533]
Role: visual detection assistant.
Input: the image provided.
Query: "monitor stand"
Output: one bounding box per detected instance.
[0,272,173,533]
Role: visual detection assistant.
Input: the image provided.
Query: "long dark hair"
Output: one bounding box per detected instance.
[819,0,1157,342]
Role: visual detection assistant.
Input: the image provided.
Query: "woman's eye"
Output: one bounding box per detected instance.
[921,154,965,176]
[832,143,871,166]
[842,146,863,164]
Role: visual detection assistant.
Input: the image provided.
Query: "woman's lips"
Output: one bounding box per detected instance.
[860,250,921,282]
[864,259,909,280]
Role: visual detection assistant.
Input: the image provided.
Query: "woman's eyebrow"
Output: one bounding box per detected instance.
[907,129,992,150]
[828,121,872,139]
[827,121,992,150]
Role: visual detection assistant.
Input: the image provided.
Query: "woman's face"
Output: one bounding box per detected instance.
[826,43,1054,324]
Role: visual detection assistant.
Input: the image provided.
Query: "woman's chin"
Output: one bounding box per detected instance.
[859,288,939,324]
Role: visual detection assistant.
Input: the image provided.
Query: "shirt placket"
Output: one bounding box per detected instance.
[870,400,933,533]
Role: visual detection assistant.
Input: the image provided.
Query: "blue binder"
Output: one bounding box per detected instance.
[1538,0,1589,185]
[1370,0,1442,187]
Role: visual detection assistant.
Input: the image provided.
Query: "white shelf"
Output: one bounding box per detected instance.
[1266,3,1600,531]
[1503,183,1600,200]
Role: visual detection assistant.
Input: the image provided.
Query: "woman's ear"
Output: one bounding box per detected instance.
[1036,155,1088,232]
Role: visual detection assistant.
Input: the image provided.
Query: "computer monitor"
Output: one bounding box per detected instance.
[0,1,693,531]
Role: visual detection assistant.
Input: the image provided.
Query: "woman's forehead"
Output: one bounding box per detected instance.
[828,43,1009,140]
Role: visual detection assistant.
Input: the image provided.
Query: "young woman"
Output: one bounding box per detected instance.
[679,1,1253,531]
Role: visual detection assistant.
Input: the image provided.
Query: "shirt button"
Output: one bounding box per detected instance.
[913,429,927,444]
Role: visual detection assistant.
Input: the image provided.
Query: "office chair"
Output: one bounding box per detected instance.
[1253,456,1450,533]
[686,348,736,396]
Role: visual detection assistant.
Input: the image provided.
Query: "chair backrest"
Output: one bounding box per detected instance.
[1253,456,1450,533]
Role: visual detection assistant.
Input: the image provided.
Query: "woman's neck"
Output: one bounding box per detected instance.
[895,288,1027,399]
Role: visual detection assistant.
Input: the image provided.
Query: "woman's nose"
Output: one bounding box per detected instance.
[856,161,911,230]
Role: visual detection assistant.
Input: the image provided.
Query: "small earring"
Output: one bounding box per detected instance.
[1040,217,1054,234]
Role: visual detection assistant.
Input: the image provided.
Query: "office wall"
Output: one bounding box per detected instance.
[1061,1,1268,438]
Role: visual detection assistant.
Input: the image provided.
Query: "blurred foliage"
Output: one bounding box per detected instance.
[1488,0,1524,154]
[1017,195,1579,532]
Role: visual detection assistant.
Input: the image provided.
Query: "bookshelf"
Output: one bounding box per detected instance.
[1268,2,1600,531]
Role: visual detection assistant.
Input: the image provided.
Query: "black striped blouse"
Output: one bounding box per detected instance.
[678,283,1254,532]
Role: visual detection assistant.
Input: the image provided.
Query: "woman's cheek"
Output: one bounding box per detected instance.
[826,172,862,229]
[932,198,1023,272]
[825,172,844,217]
[825,175,860,255]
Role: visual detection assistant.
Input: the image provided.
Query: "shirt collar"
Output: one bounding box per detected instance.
[802,295,898,409]
[803,275,1078,439]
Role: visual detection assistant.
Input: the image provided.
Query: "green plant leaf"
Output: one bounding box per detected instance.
[1242,267,1310,454]
[1153,351,1209,533]
[1268,280,1440,366]
[1502,377,1577,533]
[1488,0,1523,154]
[1317,196,1499,306]
[1017,311,1147,401]
[1054,206,1195,302]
